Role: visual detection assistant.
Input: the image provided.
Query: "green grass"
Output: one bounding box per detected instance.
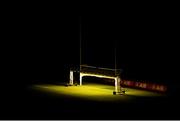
[32,83,165,102]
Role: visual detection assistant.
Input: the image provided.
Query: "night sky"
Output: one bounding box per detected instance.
[2,8,179,88]
[82,14,178,86]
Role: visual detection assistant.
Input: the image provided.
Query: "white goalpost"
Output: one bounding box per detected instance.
[68,17,124,95]
[69,70,74,85]
[69,65,123,95]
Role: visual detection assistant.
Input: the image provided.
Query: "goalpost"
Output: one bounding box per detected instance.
[69,65,123,95]
[79,73,121,94]
[68,17,124,95]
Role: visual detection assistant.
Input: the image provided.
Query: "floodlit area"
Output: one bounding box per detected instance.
[32,83,165,102]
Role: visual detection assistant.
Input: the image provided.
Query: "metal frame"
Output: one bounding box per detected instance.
[69,70,122,94]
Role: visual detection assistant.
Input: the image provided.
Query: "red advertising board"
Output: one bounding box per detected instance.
[121,80,167,92]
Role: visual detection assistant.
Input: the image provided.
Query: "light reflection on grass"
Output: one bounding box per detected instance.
[32,83,165,102]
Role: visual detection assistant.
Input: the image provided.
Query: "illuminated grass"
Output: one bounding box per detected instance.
[32,83,165,102]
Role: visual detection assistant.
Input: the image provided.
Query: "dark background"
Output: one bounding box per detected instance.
[1,5,179,119]
[3,9,178,86]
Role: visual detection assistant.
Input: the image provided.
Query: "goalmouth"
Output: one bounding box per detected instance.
[69,65,124,95]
